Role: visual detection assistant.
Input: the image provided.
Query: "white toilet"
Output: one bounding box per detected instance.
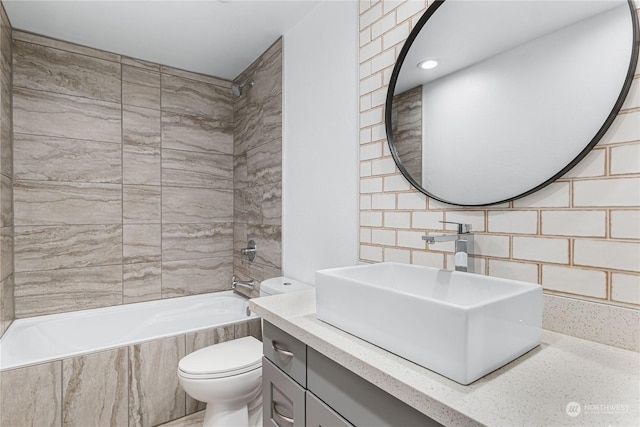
[177,277,312,427]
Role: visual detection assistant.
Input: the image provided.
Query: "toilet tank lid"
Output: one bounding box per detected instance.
[178,336,262,376]
[260,277,313,295]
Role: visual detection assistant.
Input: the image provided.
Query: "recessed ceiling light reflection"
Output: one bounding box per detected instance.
[417,59,438,70]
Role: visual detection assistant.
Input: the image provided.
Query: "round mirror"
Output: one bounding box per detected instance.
[386,0,638,206]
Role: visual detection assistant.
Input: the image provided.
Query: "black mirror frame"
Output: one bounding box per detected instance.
[384,0,640,207]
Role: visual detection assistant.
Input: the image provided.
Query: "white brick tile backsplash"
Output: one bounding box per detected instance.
[360,2,383,29]
[359,128,371,144]
[360,61,371,79]
[611,210,640,239]
[562,149,606,178]
[398,192,426,210]
[360,195,371,210]
[444,210,486,233]
[360,94,372,112]
[383,174,411,192]
[513,236,569,264]
[372,228,396,245]
[361,107,383,127]
[412,250,445,268]
[360,28,371,47]
[384,247,410,263]
[372,193,396,209]
[611,273,640,305]
[574,177,640,207]
[412,211,443,229]
[488,259,539,283]
[361,244,383,262]
[383,0,403,15]
[371,12,396,38]
[360,211,382,227]
[621,78,639,110]
[360,73,382,94]
[382,22,410,49]
[359,1,371,15]
[541,210,606,237]
[610,143,640,175]
[599,111,640,145]
[397,230,426,249]
[384,211,410,228]
[512,182,570,208]
[360,228,371,243]
[371,87,387,107]
[574,239,640,272]
[360,38,382,62]
[371,157,397,175]
[360,177,382,193]
[475,234,510,258]
[360,142,382,160]
[488,210,538,234]
[396,0,426,23]
[360,161,372,177]
[371,48,396,73]
[542,265,607,298]
[371,123,387,142]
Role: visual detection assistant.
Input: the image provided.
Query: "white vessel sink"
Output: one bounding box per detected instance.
[315,262,543,385]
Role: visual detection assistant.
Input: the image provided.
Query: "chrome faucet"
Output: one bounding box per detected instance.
[423,221,474,273]
[232,276,255,290]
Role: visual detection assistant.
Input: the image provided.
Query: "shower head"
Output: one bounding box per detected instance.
[231,80,254,97]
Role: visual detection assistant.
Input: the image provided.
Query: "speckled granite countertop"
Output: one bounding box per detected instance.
[249,290,640,427]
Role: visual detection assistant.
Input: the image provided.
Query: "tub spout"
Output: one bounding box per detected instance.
[232,276,255,290]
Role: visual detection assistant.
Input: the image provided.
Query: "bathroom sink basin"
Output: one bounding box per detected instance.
[315,262,543,385]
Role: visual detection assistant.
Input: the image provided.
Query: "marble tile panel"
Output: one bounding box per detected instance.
[13,30,121,62]
[161,256,232,298]
[122,65,161,109]
[0,122,11,179]
[233,222,248,256]
[122,56,160,72]
[235,182,282,226]
[123,262,161,304]
[162,111,233,155]
[123,143,161,185]
[123,224,161,263]
[123,185,161,224]
[129,335,186,427]
[0,25,11,180]
[161,73,233,121]
[159,411,205,427]
[162,223,233,262]
[235,318,263,342]
[15,224,122,272]
[14,134,122,183]
[0,273,15,335]
[0,173,12,227]
[123,105,161,147]
[233,152,247,189]
[162,186,233,224]
[260,94,283,149]
[246,224,282,270]
[14,265,122,317]
[247,140,282,186]
[161,149,233,189]
[62,348,128,427]
[0,361,62,427]
[14,87,121,143]
[13,40,121,102]
[0,226,12,282]
[184,324,234,414]
[14,181,122,225]
[160,65,232,87]
[233,102,261,155]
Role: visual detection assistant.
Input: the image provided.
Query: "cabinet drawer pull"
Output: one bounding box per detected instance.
[272,341,294,357]
[272,401,294,424]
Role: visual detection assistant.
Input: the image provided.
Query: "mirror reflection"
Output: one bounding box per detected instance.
[387,0,637,206]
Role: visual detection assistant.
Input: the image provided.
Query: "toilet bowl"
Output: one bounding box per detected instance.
[177,336,263,427]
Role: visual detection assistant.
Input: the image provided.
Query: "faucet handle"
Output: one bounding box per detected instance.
[439,221,472,234]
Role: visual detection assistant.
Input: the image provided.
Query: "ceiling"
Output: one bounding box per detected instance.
[3,0,322,80]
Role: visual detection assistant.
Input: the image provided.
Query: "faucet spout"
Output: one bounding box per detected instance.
[422,221,474,273]
[422,233,459,244]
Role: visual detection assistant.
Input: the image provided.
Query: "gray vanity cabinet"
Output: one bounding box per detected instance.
[262,320,438,427]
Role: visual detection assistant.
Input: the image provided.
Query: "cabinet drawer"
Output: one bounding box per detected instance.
[306,391,353,427]
[262,357,305,427]
[263,321,306,387]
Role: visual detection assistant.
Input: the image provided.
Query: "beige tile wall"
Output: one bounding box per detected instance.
[0,318,261,427]
[0,3,12,336]
[11,31,236,317]
[358,1,640,309]
[232,39,283,296]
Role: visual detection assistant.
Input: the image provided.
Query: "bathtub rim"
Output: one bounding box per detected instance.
[0,290,258,372]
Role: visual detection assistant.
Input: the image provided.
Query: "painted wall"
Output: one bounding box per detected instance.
[282,0,359,284]
[0,3,12,336]
[358,1,639,309]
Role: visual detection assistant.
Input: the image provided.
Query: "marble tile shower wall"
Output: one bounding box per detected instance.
[0,3,12,335]
[359,1,640,308]
[232,39,283,296]
[11,31,236,318]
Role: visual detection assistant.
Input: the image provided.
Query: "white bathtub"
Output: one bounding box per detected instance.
[0,291,256,371]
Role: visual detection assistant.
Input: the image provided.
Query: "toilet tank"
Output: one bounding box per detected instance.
[260,277,312,297]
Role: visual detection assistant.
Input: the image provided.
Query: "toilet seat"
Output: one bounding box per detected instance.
[178,336,262,379]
